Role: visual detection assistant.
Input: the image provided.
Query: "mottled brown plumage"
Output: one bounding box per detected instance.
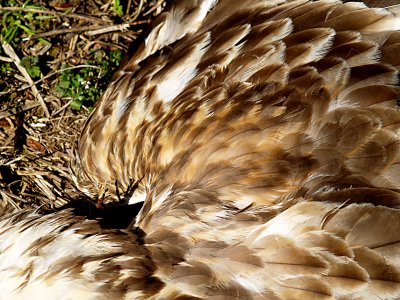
[2,0,400,299]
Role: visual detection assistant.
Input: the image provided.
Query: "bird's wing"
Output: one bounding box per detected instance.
[72,0,400,298]
[79,0,400,207]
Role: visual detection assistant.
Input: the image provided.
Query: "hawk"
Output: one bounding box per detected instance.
[1,0,400,299]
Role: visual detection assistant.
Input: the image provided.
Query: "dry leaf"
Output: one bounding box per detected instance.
[26,138,46,153]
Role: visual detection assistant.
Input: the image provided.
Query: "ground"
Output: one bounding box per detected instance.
[0,0,165,212]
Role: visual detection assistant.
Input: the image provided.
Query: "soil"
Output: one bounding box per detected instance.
[0,0,166,213]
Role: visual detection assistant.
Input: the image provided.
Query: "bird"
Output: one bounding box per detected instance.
[1,0,400,299]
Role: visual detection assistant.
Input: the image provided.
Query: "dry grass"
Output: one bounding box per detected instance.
[0,0,166,212]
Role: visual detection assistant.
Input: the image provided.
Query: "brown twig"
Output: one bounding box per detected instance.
[0,65,102,98]
[87,24,130,36]
[31,21,149,39]
[0,102,41,119]
[19,65,102,92]
[0,55,14,63]
[131,0,145,21]
[31,25,118,39]
[126,0,133,16]
[144,0,165,16]
[1,42,50,117]
[0,190,28,206]
[0,6,110,24]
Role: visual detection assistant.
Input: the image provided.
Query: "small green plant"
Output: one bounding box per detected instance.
[55,49,124,110]
[1,1,125,110]
[0,1,51,47]
[113,0,124,17]
[0,0,52,85]
[56,64,101,110]
[1,62,13,75]
[20,55,41,78]
[109,47,124,65]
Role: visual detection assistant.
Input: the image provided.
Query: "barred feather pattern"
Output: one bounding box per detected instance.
[2,0,400,299]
